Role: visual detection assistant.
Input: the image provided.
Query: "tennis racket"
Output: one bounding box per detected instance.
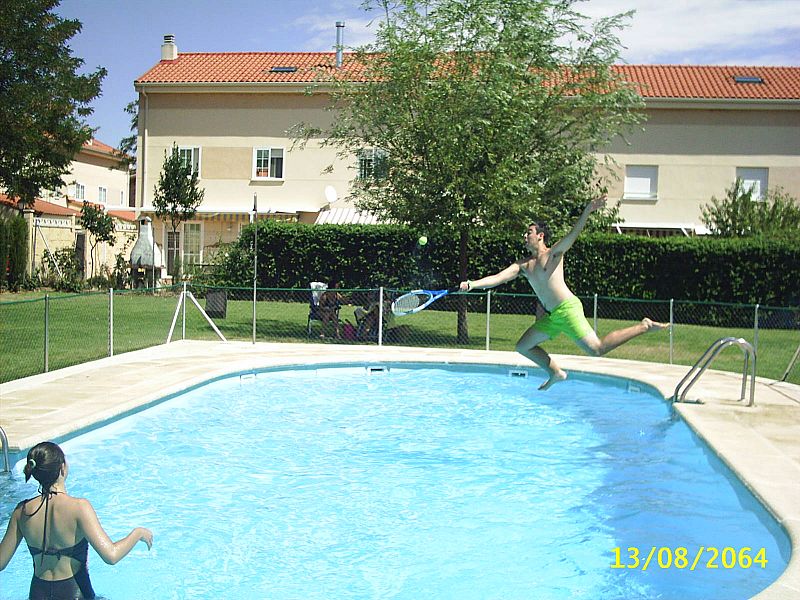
[391,286,460,316]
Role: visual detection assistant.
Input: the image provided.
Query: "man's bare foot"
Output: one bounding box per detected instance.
[539,369,567,391]
[642,317,669,332]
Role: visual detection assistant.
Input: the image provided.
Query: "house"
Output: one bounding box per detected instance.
[42,137,133,213]
[1,138,137,279]
[602,65,800,236]
[133,34,800,271]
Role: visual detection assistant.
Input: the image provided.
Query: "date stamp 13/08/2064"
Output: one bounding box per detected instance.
[611,547,768,572]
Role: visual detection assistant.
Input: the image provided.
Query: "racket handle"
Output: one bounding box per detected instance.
[447,285,461,294]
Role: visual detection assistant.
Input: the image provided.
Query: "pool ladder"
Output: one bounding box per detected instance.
[673,337,756,407]
[0,425,9,473]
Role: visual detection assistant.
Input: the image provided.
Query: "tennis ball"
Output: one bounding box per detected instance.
[418,235,428,246]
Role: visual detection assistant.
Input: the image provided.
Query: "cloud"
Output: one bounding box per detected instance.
[580,0,800,64]
[292,13,379,52]
[288,0,800,64]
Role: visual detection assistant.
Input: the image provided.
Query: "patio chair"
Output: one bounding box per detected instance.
[307,281,328,336]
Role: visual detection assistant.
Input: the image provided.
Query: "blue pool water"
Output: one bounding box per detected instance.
[0,364,790,599]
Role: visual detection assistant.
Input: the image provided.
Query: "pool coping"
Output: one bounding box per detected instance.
[1,340,798,599]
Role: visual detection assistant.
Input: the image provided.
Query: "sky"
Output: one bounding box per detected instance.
[54,0,800,150]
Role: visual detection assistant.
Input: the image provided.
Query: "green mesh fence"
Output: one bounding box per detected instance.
[1,286,797,385]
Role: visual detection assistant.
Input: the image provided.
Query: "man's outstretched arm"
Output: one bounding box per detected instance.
[459,262,521,291]
[550,195,607,256]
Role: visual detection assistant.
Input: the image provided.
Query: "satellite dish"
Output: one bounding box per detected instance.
[324,185,338,204]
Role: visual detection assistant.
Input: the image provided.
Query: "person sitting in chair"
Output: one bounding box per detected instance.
[318,281,346,339]
[355,298,393,341]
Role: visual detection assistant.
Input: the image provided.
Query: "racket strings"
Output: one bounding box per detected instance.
[392,292,429,314]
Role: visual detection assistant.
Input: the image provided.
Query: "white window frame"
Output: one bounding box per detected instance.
[161,221,204,274]
[623,165,659,200]
[178,146,201,177]
[75,182,85,200]
[736,167,768,201]
[182,221,203,268]
[252,147,285,180]
[98,186,107,203]
[357,148,387,180]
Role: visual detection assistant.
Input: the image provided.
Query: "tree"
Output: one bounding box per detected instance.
[153,144,205,277]
[0,0,106,206]
[118,99,139,169]
[80,201,116,278]
[701,180,800,239]
[295,0,643,340]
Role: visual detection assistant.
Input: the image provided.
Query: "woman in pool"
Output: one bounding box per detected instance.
[0,441,153,599]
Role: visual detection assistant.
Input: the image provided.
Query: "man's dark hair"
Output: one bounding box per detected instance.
[530,222,551,245]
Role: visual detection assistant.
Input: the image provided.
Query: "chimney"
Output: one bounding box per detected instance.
[335,21,345,68]
[161,34,177,60]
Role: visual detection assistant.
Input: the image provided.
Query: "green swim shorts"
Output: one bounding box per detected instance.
[532,295,594,341]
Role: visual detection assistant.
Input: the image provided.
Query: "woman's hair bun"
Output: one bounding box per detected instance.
[23,458,37,481]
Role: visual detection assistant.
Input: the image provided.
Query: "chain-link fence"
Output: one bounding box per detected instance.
[2,284,798,385]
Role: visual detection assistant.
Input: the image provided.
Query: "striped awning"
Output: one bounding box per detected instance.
[137,210,297,222]
[314,207,381,225]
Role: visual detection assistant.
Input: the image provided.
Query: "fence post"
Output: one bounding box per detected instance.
[753,303,760,357]
[593,293,598,333]
[252,194,258,345]
[108,288,114,357]
[182,281,187,340]
[485,290,492,351]
[378,287,384,347]
[669,298,674,365]
[44,294,49,373]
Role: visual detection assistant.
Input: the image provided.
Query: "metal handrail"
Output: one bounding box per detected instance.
[0,426,10,473]
[673,337,756,407]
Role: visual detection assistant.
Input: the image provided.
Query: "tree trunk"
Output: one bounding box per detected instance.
[456,228,469,344]
[171,224,179,279]
[89,240,96,278]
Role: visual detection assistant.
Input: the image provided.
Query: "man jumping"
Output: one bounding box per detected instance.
[460,196,669,390]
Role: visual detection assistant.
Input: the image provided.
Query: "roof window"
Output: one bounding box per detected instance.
[270,66,297,73]
[733,75,764,84]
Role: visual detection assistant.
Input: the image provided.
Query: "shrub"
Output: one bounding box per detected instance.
[40,247,83,292]
[207,222,800,311]
[0,215,29,291]
[701,180,800,238]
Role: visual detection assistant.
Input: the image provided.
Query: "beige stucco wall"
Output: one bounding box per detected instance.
[43,152,130,209]
[30,217,137,281]
[136,88,799,238]
[601,106,800,228]
[138,92,356,215]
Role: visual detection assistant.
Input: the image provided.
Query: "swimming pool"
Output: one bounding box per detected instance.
[0,364,790,599]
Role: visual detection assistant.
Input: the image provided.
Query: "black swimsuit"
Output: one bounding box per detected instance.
[18,496,97,600]
[27,538,96,600]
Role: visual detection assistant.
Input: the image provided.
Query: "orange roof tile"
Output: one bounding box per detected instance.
[107,209,136,222]
[0,194,79,217]
[614,65,800,100]
[66,200,136,222]
[136,53,800,101]
[83,137,118,155]
[136,52,367,84]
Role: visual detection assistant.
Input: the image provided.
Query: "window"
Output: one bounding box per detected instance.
[736,167,768,200]
[98,187,107,203]
[75,183,85,200]
[253,148,284,179]
[358,148,387,179]
[183,223,202,267]
[178,146,201,176]
[623,165,658,200]
[166,230,180,276]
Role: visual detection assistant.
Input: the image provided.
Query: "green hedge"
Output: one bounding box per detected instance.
[206,222,800,307]
[0,214,28,291]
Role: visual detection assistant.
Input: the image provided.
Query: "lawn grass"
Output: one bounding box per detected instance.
[2,291,797,385]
